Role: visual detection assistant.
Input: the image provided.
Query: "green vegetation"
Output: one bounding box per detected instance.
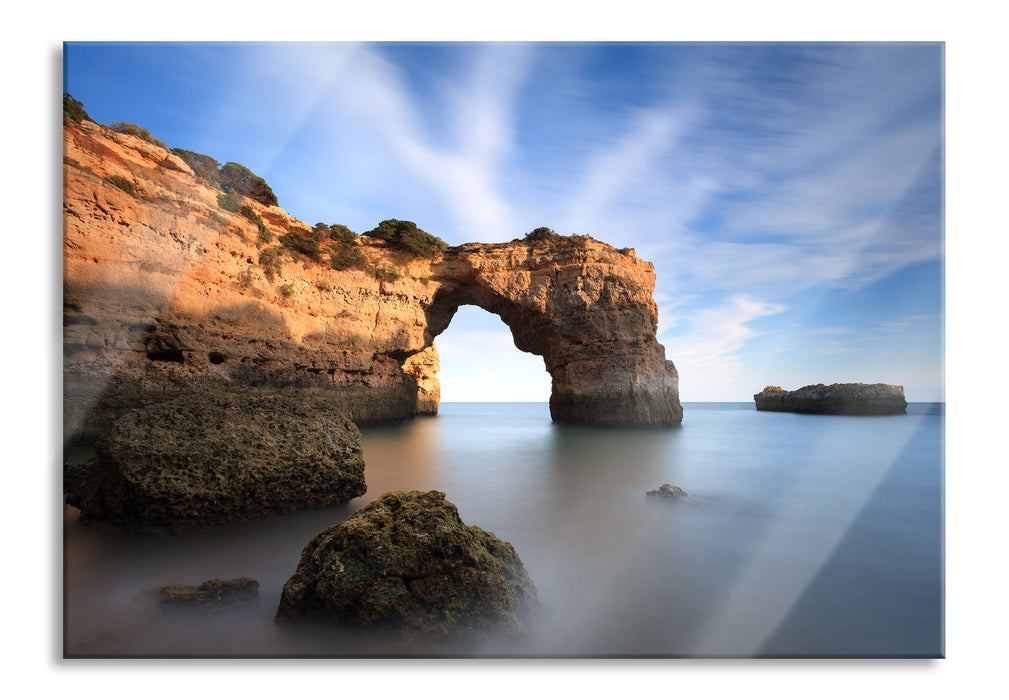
[217,162,278,207]
[172,151,278,207]
[326,224,367,271]
[109,121,168,150]
[279,230,324,262]
[239,205,263,224]
[236,268,255,290]
[365,219,448,258]
[329,245,366,271]
[371,264,402,283]
[172,148,221,182]
[257,223,273,244]
[524,226,590,249]
[105,174,135,195]
[277,283,294,301]
[312,222,331,242]
[329,224,357,245]
[64,95,283,217]
[617,247,633,256]
[217,192,242,213]
[63,93,93,124]
[258,247,283,281]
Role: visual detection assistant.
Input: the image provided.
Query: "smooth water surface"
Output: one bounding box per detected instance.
[63,402,943,657]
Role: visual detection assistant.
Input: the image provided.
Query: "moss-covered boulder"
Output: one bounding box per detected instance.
[275,490,536,642]
[64,393,366,531]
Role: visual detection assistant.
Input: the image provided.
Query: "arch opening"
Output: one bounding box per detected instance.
[432,305,552,403]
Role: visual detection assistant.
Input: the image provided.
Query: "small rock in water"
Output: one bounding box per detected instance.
[646,484,687,501]
[157,577,260,611]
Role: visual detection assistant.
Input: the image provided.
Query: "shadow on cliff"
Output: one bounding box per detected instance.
[64,294,423,444]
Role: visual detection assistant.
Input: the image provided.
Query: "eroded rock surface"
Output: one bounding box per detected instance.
[63,119,681,438]
[64,393,366,531]
[754,383,908,415]
[647,484,688,500]
[275,490,536,642]
[157,577,260,611]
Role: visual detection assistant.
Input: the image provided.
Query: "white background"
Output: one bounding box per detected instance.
[5,1,1002,697]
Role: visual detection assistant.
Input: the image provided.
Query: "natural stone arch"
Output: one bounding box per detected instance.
[62,116,682,439]
[418,242,683,427]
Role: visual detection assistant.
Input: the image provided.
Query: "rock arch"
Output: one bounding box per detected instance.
[416,241,683,427]
[62,114,682,435]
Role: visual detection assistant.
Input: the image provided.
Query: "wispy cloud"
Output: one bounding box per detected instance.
[662,295,787,399]
[322,44,532,241]
[561,106,696,233]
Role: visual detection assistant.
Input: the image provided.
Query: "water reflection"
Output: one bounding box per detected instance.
[63,403,943,657]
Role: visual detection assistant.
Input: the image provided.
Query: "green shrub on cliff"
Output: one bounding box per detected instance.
[257,223,274,244]
[259,247,283,280]
[240,205,263,224]
[217,192,242,213]
[523,226,589,249]
[171,148,222,183]
[329,246,367,271]
[63,93,93,124]
[329,224,357,245]
[217,161,278,207]
[365,219,448,258]
[105,174,135,195]
[109,121,168,150]
[279,230,323,262]
[372,263,402,282]
[325,224,367,271]
[312,222,332,242]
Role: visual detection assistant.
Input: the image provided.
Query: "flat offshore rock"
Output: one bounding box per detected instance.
[753,383,907,415]
[64,393,366,531]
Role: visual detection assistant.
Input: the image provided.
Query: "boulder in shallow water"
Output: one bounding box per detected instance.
[64,393,366,531]
[157,577,260,611]
[647,484,688,500]
[753,383,907,415]
[275,490,536,642]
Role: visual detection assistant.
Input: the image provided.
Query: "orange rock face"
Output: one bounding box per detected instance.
[63,119,682,440]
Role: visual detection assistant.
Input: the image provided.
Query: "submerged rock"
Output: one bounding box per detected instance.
[275,490,536,642]
[64,393,366,531]
[754,383,907,415]
[157,577,260,611]
[647,484,688,500]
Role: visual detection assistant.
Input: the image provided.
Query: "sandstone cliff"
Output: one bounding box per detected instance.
[753,384,907,415]
[63,117,682,440]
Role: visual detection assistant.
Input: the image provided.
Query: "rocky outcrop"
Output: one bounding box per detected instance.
[646,484,688,500]
[156,577,260,611]
[754,384,908,415]
[64,393,366,531]
[275,490,536,642]
[63,118,681,440]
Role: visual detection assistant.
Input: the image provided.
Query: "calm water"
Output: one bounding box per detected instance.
[63,402,943,658]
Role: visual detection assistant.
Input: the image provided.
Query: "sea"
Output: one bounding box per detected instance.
[63,401,944,658]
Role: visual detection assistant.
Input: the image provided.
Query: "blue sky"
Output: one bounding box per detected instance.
[64,42,943,402]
